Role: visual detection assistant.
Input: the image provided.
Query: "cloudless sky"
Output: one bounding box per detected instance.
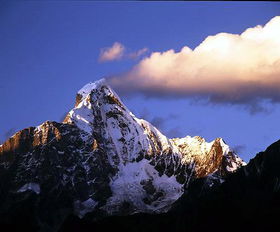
[1,1,280,161]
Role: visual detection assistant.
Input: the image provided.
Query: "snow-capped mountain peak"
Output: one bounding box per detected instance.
[61,79,245,213]
[0,79,246,230]
[77,78,107,98]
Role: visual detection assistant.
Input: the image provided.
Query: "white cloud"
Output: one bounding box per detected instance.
[99,42,125,62]
[127,47,149,59]
[99,42,148,62]
[108,16,280,111]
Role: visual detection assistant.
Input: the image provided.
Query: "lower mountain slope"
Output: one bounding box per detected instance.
[59,139,280,232]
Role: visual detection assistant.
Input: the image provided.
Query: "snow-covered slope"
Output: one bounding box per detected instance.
[63,78,245,214]
[0,79,245,230]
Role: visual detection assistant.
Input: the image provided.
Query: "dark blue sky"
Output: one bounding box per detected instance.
[1,1,280,161]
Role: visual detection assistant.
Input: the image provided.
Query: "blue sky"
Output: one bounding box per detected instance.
[1,1,280,161]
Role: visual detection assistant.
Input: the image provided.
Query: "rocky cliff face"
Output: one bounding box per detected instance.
[0,79,245,231]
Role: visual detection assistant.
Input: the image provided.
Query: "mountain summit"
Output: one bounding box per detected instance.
[0,79,245,231]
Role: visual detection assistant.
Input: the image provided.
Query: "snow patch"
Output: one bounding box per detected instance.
[74,198,98,218]
[68,99,94,135]
[104,159,183,214]
[18,183,40,194]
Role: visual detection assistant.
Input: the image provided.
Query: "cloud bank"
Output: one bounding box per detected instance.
[99,42,148,62]
[108,16,280,111]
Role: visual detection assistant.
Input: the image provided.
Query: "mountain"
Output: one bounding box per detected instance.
[67,139,280,232]
[0,79,244,231]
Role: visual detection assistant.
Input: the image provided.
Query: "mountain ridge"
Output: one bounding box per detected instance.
[0,79,245,231]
